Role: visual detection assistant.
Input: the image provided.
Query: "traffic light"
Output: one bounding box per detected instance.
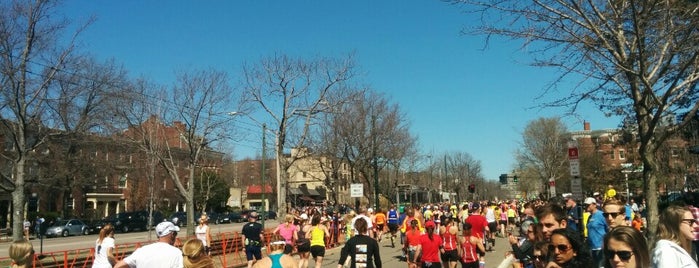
[513,175,518,183]
[499,174,508,184]
[468,184,476,193]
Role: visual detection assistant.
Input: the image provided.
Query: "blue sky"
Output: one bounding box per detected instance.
[60,1,620,180]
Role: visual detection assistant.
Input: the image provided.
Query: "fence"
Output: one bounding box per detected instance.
[0,221,346,268]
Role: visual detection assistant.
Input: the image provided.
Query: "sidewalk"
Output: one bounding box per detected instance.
[314,233,512,268]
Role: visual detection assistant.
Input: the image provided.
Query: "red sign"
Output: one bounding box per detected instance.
[568,148,579,160]
[549,180,556,187]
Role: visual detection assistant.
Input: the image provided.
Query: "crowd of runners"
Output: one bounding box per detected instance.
[238,188,699,268]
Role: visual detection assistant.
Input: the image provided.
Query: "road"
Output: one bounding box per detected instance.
[314,233,512,268]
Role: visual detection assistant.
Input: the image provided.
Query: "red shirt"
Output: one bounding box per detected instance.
[441,231,458,251]
[465,214,488,239]
[406,229,421,247]
[419,233,443,262]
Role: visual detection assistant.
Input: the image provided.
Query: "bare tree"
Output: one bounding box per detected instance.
[448,0,699,240]
[240,54,358,213]
[445,151,483,202]
[115,79,170,240]
[44,57,130,218]
[0,0,90,241]
[159,68,234,234]
[315,90,415,207]
[516,117,569,198]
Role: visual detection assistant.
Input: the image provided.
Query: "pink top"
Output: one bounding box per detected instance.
[277,223,298,244]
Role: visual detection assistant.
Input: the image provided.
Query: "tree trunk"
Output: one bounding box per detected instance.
[642,146,660,247]
[12,157,26,241]
[187,165,196,236]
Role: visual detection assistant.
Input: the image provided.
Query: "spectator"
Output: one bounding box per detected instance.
[689,205,699,263]
[651,205,698,268]
[547,228,593,268]
[585,197,608,267]
[603,226,649,268]
[565,196,582,232]
[182,239,214,268]
[509,219,536,268]
[532,241,549,268]
[194,215,212,255]
[114,221,182,268]
[92,223,116,268]
[253,241,297,268]
[9,240,34,268]
[603,199,629,229]
[535,203,567,241]
[22,219,30,241]
[337,218,381,268]
[414,221,442,268]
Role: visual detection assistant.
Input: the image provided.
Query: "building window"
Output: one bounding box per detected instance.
[618,150,626,160]
[119,174,128,188]
[303,172,308,178]
[609,151,615,160]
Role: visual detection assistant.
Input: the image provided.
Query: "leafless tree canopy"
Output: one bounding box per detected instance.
[313,90,416,204]
[447,0,699,243]
[0,0,92,241]
[240,54,359,212]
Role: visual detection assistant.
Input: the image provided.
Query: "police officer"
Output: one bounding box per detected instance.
[242,211,264,268]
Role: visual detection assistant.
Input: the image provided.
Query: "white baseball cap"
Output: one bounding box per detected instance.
[155,221,180,237]
[584,197,597,205]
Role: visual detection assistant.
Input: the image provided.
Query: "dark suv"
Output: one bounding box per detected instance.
[98,210,163,233]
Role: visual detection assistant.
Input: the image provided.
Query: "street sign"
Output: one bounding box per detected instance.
[568,147,579,160]
[350,183,363,198]
[569,159,580,177]
[571,177,583,200]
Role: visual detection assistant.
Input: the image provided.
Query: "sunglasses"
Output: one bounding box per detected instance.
[532,255,545,261]
[548,244,571,253]
[603,212,624,218]
[605,250,634,261]
[682,219,697,225]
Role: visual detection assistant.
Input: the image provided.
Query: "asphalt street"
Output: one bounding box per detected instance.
[312,234,512,268]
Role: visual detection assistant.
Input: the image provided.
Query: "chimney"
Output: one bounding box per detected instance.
[584,121,590,131]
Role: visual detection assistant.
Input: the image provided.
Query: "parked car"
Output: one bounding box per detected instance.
[83,219,103,235]
[219,212,244,223]
[45,219,90,237]
[97,210,163,233]
[258,211,277,220]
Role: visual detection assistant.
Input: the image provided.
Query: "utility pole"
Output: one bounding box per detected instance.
[261,124,266,226]
[443,155,448,202]
[372,113,379,210]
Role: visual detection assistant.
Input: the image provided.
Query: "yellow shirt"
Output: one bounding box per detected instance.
[309,226,325,246]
